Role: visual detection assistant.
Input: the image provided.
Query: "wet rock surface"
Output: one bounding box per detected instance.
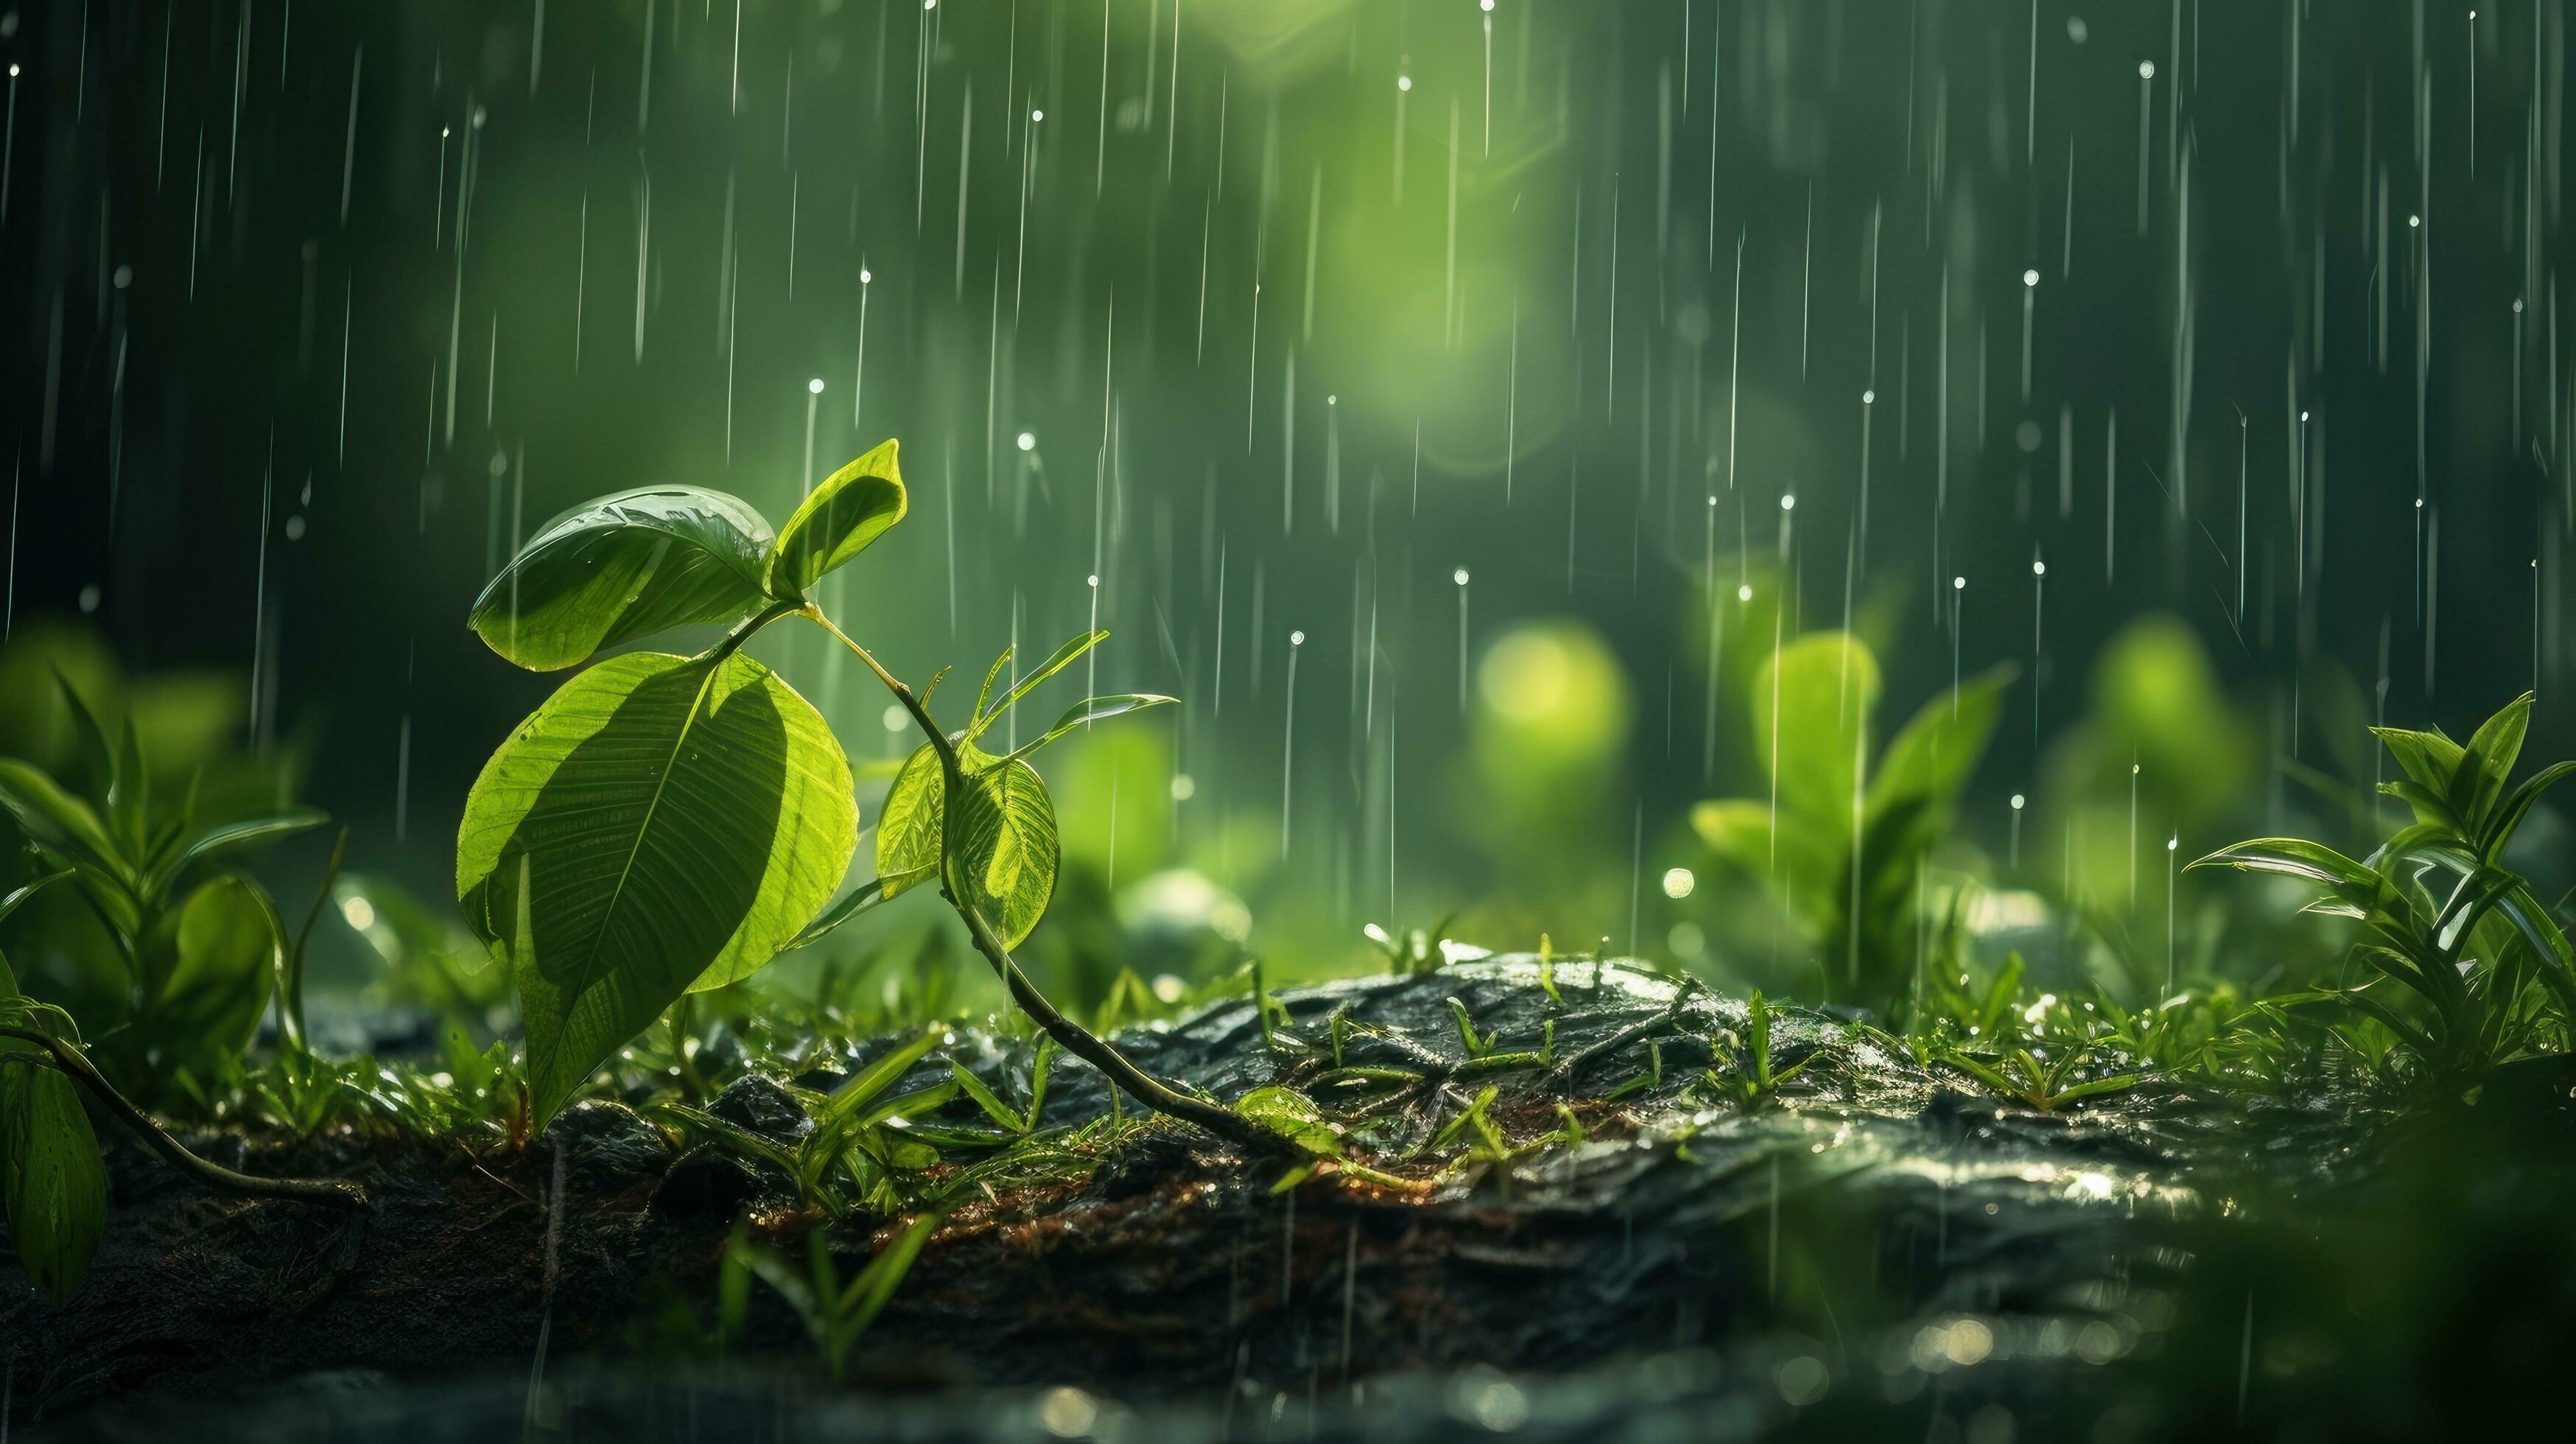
[10,957,2576,1440]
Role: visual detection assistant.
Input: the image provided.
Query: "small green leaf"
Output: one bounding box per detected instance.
[817,1030,944,1124]
[1235,1085,1341,1157]
[0,868,73,928]
[950,1061,1027,1132]
[943,751,1061,950]
[457,650,857,1126]
[969,648,1015,722]
[470,486,778,671]
[1,956,108,1307]
[997,694,1177,763]
[873,743,947,902]
[765,441,908,597]
[784,875,905,952]
[968,631,1107,740]
[2371,725,2466,802]
[144,809,328,901]
[0,757,127,881]
[49,671,119,813]
[873,743,1062,950]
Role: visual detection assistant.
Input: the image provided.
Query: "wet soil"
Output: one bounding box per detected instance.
[10,956,2576,1441]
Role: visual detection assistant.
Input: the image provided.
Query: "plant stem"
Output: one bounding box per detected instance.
[800,607,1284,1155]
[0,1025,368,1208]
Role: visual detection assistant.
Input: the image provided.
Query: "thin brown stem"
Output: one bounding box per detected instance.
[0,1026,368,1208]
[801,608,1285,1155]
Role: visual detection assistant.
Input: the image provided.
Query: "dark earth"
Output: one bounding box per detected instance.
[10,956,2576,1441]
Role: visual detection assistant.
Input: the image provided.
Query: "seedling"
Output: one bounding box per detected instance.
[729,1209,946,1379]
[1,703,357,1303]
[1362,913,1467,975]
[0,681,329,1100]
[1692,631,2012,1010]
[1708,992,1817,1107]
[2192,693,2576,1083]
[457,443,1274,1152]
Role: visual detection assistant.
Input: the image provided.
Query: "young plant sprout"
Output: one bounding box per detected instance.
[457,441,1275,1149]
[2192,693,2576,1083]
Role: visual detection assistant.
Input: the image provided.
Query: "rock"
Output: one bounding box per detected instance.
[541,1100,671,1189]
[707,1073,811,1141]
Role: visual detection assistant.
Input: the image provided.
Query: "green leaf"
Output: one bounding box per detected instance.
[0,868,73,928]
[2378,777,2470,836]
[1752,632,1881,830]
[469,486,778,671]
[2481,760,2575,862]
[838,1208,944,1341]
[2187,837,2381,895]
[2372,725,2466,802]
[1,956,108,1306]
[110,720,150,858]
[968,631,1107,740]
[950,1060,1027,1132]
[997,694,1177,763]
[0,757,127,880]
[2459,694,2533,827]
[943,751,1061,950]
[969,648,1015,722]
[873,742,1062,950]
[144,809,328,902]
[49,671,119,813]
[1235,1085,1341,1157]
[784,875,906,952]
[149,876,282,1071]
[817,1029,944,1124]
[457,650,857,1126]
[765,440,908,597]
[1870,663,2016,818]
[872,744,947,902]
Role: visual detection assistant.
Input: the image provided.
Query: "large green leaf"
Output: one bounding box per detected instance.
[765,440,908,597]
[469,486,778,671]
[1752,633,1881,833]
[871,742,1059,950]
[1,955,108,1306]
[457,651,856,1124]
